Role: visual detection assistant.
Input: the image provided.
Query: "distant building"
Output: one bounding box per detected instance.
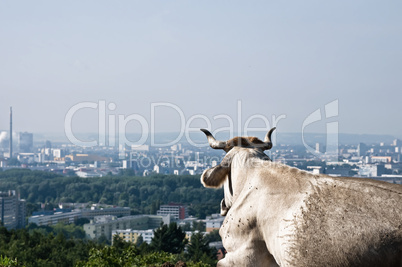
[131,145,149,151]
[81,207,130,219]
[177,216,198,228]
[205,214,225,232]
[315,143,323,153]
[28,211,81,226]
[0,190,26,229]
[325,168,350,177]
[28,206,131,226]
[75,170,102,178]
[153,165,160,174]
[157,203,188,220]
[357,143,367,157]
[122,160,129,169]
[358,164,385,177]
[84,214,170,241]
[17,153,36,164]
[18,199,27,228]
[371,156,392,163]
[307,166,322,175]
[64,154,109,163]
[18,132,33,153]
[45,140,52,150]
[392,139,401,147]
[53,149,65,159]
[0,131,8,150]
[112,229,154,244]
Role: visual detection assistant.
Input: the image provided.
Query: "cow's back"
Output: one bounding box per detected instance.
[245,162,402,266]
[285,175,402,267]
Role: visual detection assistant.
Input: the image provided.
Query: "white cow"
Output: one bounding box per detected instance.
[200,128,402,267]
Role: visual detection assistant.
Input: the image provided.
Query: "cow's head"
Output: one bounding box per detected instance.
[200,128,276,215]
[200,128,275,153]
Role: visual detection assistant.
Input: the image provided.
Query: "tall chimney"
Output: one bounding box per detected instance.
[9,107,12,158]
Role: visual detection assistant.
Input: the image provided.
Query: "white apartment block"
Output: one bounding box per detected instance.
[112,229,154,244]
[84,214,170,241]
[28,211,81,226]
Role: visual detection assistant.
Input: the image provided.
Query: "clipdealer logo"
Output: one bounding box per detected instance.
[64,99,339,161]
[64,100,286,159]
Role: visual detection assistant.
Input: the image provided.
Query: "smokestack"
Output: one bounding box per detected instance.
[9,107,12,158]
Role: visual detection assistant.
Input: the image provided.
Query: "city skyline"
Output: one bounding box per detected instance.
[1,1,401,137]
[1,105,402,143]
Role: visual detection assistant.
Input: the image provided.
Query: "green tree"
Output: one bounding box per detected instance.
[0,255,22,267]
[150,223,187,254]
[135,235,144,247]
[76,246,138,267]
[112,235,130,252]
[96,235,110,245]
[182,222,192,231]
[186,232,214,262]
[75,218,90,226]
[0,226,99,267]
[77,247,196,267]
[25,202,39,216]
[192,221,206,232]
[205,229,221,243]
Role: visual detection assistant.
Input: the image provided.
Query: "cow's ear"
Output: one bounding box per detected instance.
[201,164,229,188]
[201,153,233,188]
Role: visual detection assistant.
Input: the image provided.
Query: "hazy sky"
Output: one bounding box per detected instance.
[1,1,401,138]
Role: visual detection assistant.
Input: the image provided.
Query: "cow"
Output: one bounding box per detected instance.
[200,128,402,267]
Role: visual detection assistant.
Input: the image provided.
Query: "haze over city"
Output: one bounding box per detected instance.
[1,1,401,138]
[1,2,402,266]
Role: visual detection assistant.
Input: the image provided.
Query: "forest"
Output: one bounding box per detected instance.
[0,169,224,265]
[0,168,223,218]
[0,222,219,266]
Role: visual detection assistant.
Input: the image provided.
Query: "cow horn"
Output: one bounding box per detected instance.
[200,129,227,150]
[263,127,276,150]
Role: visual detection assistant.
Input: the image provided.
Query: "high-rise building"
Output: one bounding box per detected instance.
[52,149,65,159]
[392,139,401,147]
[315,143,321,153]
[9,107,13,158]
[157,203,188,220]
[45,140,52,150]
[0,131,8,150]
[0,190,26,229]
[18,132,33,153]
[18,199,26,229]
[357,143,367,157]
